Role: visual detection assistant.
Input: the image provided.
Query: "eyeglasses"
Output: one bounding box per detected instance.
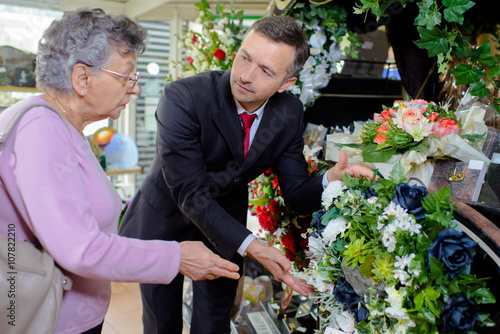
[99,68,140,91]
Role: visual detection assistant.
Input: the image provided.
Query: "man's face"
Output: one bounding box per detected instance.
[230,30,297,112]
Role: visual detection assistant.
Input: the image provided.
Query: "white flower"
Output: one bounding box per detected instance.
[322,180,346,209]
[322,217,349,246]
[310,47,323,56]
[394,254,415,270]
[315,275,334,293]
[367,196,378,204]
[310,28,327,48]
[337,311,357,333]
[393,269,411,285]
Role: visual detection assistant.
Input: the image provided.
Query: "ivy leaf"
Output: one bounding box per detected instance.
[442,0,475,24]
[414,27,449,57]
[488,64,500,79]
[470,82,490,98]
[449,63,483,85]
[415,0,441,29]
[452,35,472,59]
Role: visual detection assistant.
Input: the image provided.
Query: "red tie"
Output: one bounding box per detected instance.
[240,113,257,158]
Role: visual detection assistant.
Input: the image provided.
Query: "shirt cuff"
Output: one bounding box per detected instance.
[237,234,256,257]
[322,173,330,188]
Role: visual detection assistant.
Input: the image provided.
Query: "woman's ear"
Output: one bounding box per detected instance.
[72,63,90,96]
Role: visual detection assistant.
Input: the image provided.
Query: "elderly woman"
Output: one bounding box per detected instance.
[0,8,239,334]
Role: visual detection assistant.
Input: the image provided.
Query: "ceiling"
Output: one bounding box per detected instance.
[0,0,272,20]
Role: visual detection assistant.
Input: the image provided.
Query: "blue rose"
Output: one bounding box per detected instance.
[333,276,368,324]
[441,294,480,332]
[428,228,477,278]
[333,276,359,306]
[392,183,428,221]
[310,209,327,236]
[362,185,378,199]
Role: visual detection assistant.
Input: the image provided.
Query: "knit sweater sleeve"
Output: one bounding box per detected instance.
[9,105,181,284]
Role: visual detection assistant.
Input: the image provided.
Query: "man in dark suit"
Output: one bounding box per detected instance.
[119,15,374,334]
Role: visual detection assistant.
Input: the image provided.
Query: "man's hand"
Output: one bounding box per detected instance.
[179,241,240,281]
[246,239,314,297]
[326,151,376,182]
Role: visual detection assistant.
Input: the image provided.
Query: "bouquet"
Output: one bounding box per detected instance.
[359,100,463,163]
[305,162,496,333]
[249,146,329,270]
[166,0,245,81]
[326,99,490,185]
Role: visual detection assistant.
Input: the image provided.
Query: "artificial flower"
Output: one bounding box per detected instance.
[303,162,495,333]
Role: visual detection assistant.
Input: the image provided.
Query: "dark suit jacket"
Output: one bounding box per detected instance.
[119,70,323,261]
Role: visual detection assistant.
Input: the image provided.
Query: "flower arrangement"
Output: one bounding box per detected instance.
[326,98,490,186]
[358,99,464,163]
[305,162,496,333]
[249,146,329,270]
[166,0,245,82]
[284,1,361,107]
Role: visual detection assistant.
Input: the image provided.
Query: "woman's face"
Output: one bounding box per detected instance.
[85,46,140,122]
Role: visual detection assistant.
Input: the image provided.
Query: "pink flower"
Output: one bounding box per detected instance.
[213,48,226,60]
[187,57,194,66]
[373,112,385,122]
[432,117,460,138]
[394,107,422,129]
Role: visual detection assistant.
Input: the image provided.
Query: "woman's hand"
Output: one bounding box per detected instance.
[179,241,240,281]
[326,151,376,182]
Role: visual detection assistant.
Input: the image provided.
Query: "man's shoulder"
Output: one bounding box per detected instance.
[168,70,225,89]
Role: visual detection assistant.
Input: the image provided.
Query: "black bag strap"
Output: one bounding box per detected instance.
[0,102,70,150]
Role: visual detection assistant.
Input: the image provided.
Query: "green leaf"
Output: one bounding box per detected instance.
[452,35,473,59]
[470,82,490,98]
[388,161,407,184]
[488,64,500,79]
[424,285,441,301]
[414,27,449,57]
[473,287,496,304]
[442,0,475,24]
[362,143,397,163]
[462,132,486,142]
[415,0,441,29]
[414,291,424,310]
[449,63,483,85]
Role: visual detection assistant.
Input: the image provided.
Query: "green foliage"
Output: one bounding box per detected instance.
[352,0,499,112]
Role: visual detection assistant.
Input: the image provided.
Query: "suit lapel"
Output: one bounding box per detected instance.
[212,71,245,163]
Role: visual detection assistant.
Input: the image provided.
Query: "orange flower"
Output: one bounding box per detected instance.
[374,133,389,144]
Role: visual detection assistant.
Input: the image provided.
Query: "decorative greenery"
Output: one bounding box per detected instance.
[284,2,362,107]
[166,0,245,81]
[305,162,496,333]
[249,146,329,271]
[352,0,500,113]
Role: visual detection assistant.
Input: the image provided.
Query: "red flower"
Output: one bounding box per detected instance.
[263,168,273,177]
[272,176,279,189]
[281,233,296,254]
[187,57,194,66]
[192,33,198,43]
[213,48,226,61]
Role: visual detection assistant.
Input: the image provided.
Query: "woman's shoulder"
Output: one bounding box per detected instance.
[0,96,70,139]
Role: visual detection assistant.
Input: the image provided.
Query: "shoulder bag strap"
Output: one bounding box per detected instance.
[0,102,70,150]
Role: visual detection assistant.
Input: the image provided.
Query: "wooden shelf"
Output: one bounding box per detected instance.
[105,165,143,176]
[0,86,40,92]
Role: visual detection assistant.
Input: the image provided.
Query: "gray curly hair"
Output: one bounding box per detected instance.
[36,8,148,94]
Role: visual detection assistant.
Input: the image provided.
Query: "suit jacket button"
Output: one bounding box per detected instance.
[233,177,240,182]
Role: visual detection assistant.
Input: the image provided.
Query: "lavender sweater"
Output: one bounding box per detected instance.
[0,96,181,333]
